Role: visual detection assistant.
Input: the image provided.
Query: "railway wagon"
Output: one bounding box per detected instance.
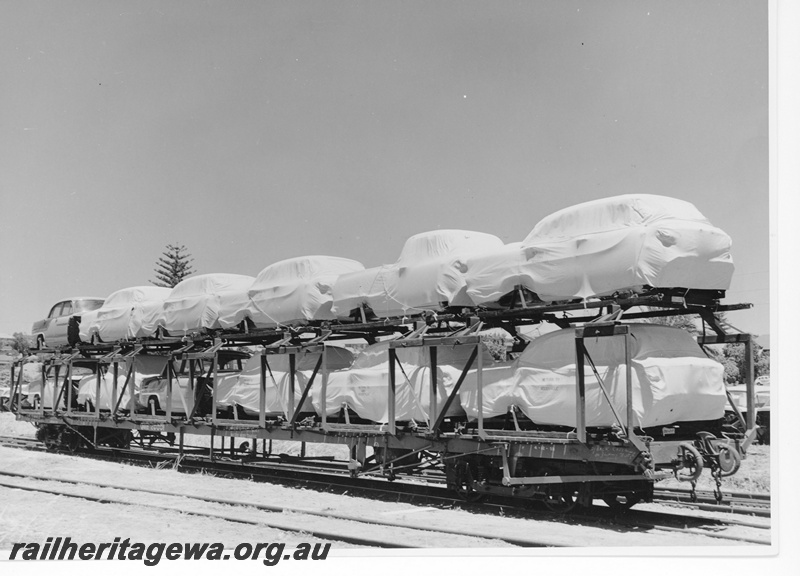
[7,291,758,512]
[7,194,757,511]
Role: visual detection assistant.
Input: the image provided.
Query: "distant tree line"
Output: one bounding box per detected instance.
[646,313,769,385]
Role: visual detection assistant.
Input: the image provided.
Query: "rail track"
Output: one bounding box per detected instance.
[653,486,771,517]
[0,433,771,546]
[0,434,771,515]
[0,469,553,548]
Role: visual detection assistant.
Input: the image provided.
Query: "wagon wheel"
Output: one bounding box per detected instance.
[43,428,59,452]
[451,460,486,503]
[60,429,80,454]
[542,481,582,513]
[539,466,584,513]
[543,491,578,513]
[602,492,642,511]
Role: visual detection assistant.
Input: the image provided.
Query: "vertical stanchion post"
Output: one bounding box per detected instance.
[287,353,296,423]
[51,365,60,414]
[15,361,24,413]
[429,345,437,428]
[321,345,328,430]
[64,362,72,414]
[188,360,195,418]
[40,363,49,415]
[111,361,119,414]
[63,363,71,414]
[388,347,397,435]
[744,337,755,432]
[127,361,136,416]
[65,362,72,414]
[575,333,587,443]
[212,352,219,426]
[10,363,18,413]
[166,359,173,421]
[477,342,484,437]
[259,353,267,428]
[625,332,633,439]
[94,365,101,416]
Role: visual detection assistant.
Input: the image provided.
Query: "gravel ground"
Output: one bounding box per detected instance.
[0,413,772,557]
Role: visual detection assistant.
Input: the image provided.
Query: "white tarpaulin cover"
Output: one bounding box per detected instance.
[79,286,172,342]
[463,195,734,305]
[218,346,355,417]
[2,362,42,400]
[459,324,726,427]
[73,355,169,411]
[312,340,496,423]
[245,256,365,328]
[332,230,504,319]
[160,274,255,335]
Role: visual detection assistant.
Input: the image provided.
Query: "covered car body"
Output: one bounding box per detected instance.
[77,354,170,411]
[33,363,95,410]
[463,195,734,306]
[79,286,172,343]
[312,340,494,423]
[242,256,365,328]
[159,274,255,335]
[332,230,504,319]
[218,346,355,418]
[2,361,43,408]
[137,351,249,415]
[458,324,726,428]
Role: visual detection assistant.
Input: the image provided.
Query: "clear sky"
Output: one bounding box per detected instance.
[0,0,770,336]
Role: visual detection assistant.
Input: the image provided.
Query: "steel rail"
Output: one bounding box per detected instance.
[0,469,561,548]
[654,486,770,502]
[0,436,771,546]
[0,434,771,518]
[654,487,771,513]
[0,476,415,548]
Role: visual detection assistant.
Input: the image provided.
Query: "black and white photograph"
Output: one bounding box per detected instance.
[0,0,795,573]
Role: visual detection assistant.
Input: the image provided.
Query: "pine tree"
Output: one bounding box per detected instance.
[150,243,195,288]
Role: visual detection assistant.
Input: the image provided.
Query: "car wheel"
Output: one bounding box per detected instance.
[36,335,45,350]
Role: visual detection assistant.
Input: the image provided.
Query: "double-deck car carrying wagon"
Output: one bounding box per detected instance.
[7,290,758,511]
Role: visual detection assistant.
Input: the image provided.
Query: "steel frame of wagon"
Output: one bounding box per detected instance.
[9,294,758,494]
